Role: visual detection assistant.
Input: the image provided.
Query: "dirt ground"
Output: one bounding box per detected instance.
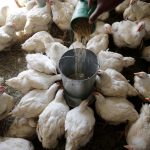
[0,9,150,150]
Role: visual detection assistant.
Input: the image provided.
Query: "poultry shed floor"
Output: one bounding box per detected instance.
[0,9,150,150]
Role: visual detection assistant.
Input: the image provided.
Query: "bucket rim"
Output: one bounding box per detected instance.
[59,48,99,81]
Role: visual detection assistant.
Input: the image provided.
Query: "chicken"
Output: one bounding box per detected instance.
[0,23,16,51]
[0,0,34,29]
[124,0,150,21]
[125,104,150,150]
[105,20,145,48]
[86,34,109,54]
[26,53,57,74]
[22,31,54,53]
[22,38,45,52]
[0,137,34,150]
[0,93,14,120]
[51,0,74,30]
[90,21,107,38]
[37,89,69,149]
[97,12,109,21]
[97,50,135,72]
[134,72,150,100]
[6,69,61,93]
[65,100,95,150]
[96,69,138,97]
[45,42,69,68]
[142,46,150,62]
[50,0,74,39]
[24,0,52,35]
[0,6,9,26]
[94,92,139,125]
[6,7,27,31]
[115,0,130,14]
[5,117,36,139]
[11,83,59,118]
[69,41,86,49]
[0,0,19,15]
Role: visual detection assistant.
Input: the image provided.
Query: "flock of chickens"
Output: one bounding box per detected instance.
[0,0,150,149]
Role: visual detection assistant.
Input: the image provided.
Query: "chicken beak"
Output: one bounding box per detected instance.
[97,70,103,75]
[134,72,146,78]
[104,24,112,34]
[145,98,150,102]
[129,0,136,5]
[0,85,5,94]
[124,145,134,150]
[137,22,145,32]
[12,22,16,30]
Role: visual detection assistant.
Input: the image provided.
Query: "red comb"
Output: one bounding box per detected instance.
[0,85,5,94]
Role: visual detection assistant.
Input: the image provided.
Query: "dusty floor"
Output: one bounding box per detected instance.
[0,9,150,150]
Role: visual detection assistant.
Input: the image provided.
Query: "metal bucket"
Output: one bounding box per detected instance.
[70,0,96,34]
[59,48,98,107]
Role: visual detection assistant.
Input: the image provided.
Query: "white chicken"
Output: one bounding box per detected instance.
[0,23,16,51]
[86,34,109,54]
[0,137,34,150]
[97,50,135,72]
[69,41,86,49]
[65,100,95,150]
[115,0,130,14]
[94,92,139,125]
[11,83,60,118]
[0,93,14,120]
[24,0,52,35]
[50,0,74,39]
[22,38,45,52]
[0,6,9,27]
[6,117,36,139]
[90,21,107,38]
[124,0,150,21]
[22,31,54,53]
[142,46,150,62]
[105,20,145,48]
[6,69,61,93]
[0,0,19,17]
[37,89,69,149]
[134,72,150,100]
[0,0,34,29]
[6,7,27,31]
[125,104,150,150]
[45,42,69,68]
[26,53,57,74]
[96,69,138,97]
